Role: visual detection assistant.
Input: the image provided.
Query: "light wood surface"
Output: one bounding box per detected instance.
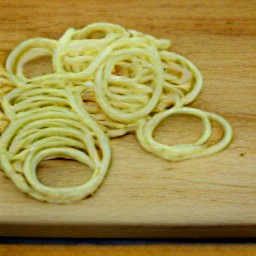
[0,0,256,237]
[1,245,256,256]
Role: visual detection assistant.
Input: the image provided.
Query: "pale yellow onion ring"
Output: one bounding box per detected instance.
[0,81,111,203]
[52,23,129,74]
[136,107,232,161]
[6,38,57,86]
[160,51,203,105]
[0,66,16,134]
[128,29,170,50]
[94,44,164,123]
[73,22,129,39]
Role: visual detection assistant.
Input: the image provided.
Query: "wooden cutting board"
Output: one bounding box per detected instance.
[2,244,256,256]
[0,0,256,238]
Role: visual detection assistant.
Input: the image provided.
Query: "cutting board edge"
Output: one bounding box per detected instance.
[1,223,256,238]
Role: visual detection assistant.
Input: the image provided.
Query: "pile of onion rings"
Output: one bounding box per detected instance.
[0,23,232,203]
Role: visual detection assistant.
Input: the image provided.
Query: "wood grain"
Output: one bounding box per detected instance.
[0,0,256,237]
[1,245,256,256]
